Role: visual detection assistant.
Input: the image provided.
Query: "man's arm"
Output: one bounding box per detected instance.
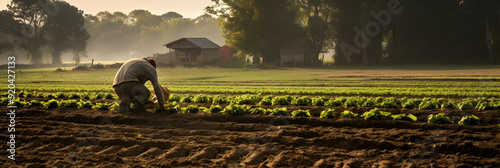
[146,66,165,109]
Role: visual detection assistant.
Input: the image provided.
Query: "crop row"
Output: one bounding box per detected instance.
[170,94,500,111]
[11,91,500,111]
[15,84,500,98]
[4,98,484,126]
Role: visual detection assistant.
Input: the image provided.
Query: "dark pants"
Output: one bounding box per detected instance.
[113,82,151,114]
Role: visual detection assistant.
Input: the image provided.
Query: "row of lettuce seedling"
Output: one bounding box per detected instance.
[4,97,483,126]
[11,91,500,111]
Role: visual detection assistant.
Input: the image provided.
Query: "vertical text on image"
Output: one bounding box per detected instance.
[7,56,16,161]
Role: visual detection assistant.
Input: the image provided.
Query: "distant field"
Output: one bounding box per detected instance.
[3,65,500,98]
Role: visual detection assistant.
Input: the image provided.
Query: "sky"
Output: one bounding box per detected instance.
[0,0,215,18]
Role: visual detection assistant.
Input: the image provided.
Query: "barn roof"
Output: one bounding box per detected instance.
[164,38,221,49]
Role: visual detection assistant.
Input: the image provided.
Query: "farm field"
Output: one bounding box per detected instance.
[1,66,500,167]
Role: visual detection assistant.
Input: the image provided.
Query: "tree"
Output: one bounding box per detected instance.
[45,1,89,65]
[161,11,183,21]
[208,0,303,65]
[1,0,51,64]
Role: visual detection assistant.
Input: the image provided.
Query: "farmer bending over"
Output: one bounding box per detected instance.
[113,58,165,113]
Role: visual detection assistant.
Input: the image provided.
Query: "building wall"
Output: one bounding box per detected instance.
[280,49,305,66]
[201,49,220,63]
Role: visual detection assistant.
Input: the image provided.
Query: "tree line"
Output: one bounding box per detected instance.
[0,0,223,64]
[208,0,500,65]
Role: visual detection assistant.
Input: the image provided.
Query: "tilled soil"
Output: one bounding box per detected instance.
[1,101,499,167]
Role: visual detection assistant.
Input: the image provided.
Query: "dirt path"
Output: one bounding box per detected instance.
[1,104,499,167]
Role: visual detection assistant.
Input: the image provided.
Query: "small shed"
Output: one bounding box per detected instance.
[280,39,316,67]
[164,38,221,64]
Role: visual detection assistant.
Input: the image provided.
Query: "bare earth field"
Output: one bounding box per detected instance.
[1,100,499,167]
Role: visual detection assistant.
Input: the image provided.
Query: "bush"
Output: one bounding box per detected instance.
[291,109,311,117]
[221,104,250,115]
[272,96,290,106]
[428,113,453,124]
[44,99,60,109]
[250,108,267,115]
[269,107,289,116]
[361,108,391,120]
[320,109,336,119]
[291,97,312,106]
[340,110,358,118]
[458,115,479,125]
[391,114,417,122]
[204,104,223,113]
[181,105,200,113]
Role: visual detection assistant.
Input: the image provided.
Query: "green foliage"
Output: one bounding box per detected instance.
[156,102,180,113]
[361,98,376,107]
[258,96,273,105]
[69,92,81,98]
[233,94,261,105]
[104,93,115,100]
[343,97,360,107]
[92,102,113,110]
[44,99,60,109]
[391,114,417,122]
[110,102,119,111]
[291,109,311,117]
[80,92,91,99]
[46,94,57,99]
[458,115,479,125]
[458,101,474,110]
[419,98,440,110]
[441,101,456,109]
[312,97,329,106]
[320,109,336,119]
[212,95,230,104]
[221,104,250,115]
[77,100,93,109]
[28,100,44,107]
[180,95,194,103]
[250,108,267,115]
[169,94,182,102]
[361,108,391,120]
[60,100,78,108]
[428,113,453,124]
[204,104,223,113]
[193,94,211,103]
[475,102,495,111]
[272,96,290,106]
[340,110,358,118]
[269,107,289,116]
[291,97,312,106]
[181,105,200,113]
[402,99,421,109]
[56,92,68,98]
[93,93,105,100]
[325,99,343,107]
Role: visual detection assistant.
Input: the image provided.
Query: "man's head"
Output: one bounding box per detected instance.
[148,58,156,69]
